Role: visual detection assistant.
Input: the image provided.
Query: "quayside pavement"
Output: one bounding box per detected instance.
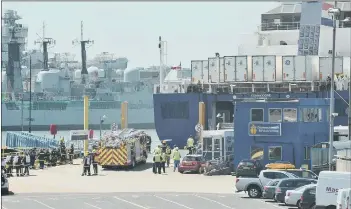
[3,156,289,209]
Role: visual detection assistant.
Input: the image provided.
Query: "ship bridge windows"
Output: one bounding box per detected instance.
[283,108,297,122]
[90,101,121,109]
[269,108,282,122]
[32,101,67,110]
[250,108,264,122]
[261,13,300,31]
[161,101,189,119]
[4,102,19,110]
[300,108,322,122]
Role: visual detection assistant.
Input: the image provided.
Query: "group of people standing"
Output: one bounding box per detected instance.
[81,150,99,176]
[152,141,182,174]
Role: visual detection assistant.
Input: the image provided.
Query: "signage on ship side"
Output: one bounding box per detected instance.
[70,130,89,140]
[248,122,281,136]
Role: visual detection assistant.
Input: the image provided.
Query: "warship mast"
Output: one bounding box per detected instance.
[73,21,94,84]
[34,22,56,71]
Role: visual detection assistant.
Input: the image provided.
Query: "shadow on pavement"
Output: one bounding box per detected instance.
[1,191,15,196]
[102,162,153,172]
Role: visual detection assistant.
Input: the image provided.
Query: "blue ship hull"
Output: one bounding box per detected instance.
[153,90,349,147]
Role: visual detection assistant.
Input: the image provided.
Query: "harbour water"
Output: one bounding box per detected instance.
[1,129,161,149]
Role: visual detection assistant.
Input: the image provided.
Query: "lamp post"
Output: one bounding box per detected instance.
[327,6,342,171]
[99,115,107,139]
[341,17,351,142]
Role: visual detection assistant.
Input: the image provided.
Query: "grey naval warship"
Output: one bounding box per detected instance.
[1,10,175,131]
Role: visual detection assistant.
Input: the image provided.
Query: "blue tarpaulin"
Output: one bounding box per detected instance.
[5,132,59,149]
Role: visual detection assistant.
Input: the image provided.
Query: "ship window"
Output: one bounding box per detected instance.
[250,145,263,160]
[304,146,311,160]
[161,102,189,119]
[269,108,282,122]
[301,108,322,122]
[268,146,282,161]
[250,108,264,122]
[283,108,297,122]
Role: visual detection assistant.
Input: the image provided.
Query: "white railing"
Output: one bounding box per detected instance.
[259,22,300,31]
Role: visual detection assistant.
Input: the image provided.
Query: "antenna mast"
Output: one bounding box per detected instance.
[35,23,56,71]
[159,36,166,92]
[73,21,94,85]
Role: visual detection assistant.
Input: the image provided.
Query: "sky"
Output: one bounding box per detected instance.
[3,2,279,68]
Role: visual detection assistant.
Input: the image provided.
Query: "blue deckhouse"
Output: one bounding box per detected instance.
[233,98,330,169]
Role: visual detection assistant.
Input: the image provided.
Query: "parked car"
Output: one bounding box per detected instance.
[300,186,316,209]
[1,172,9,194]
[316,171,351,209]
[274,178,317,203]
[285,184,316,208]
[337,188,351,209]
[263,180,280,199]
[235,170,297,198]
[236,159,263,177]
[178,155,206,174]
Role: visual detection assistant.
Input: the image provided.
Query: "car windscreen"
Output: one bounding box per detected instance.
[285,170,314,178]
[239,161,255,167]
[183,156,201,161]
[295,184,315,191]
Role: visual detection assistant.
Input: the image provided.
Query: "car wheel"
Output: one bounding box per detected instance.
[179,171,184,174]
[247,186,262,198]
[2,188,9,195]
[296,200,301,209]
[310,203,316,209]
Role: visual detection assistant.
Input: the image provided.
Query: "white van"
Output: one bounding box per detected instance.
[316,171,351,209]
[337,188,351,209]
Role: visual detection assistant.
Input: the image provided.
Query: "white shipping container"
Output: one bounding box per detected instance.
[235,56,248,81]
[208,57,219,83]
[219,57,225,83]
[343,57,350,78]
[252,56,264,82]
[224,56,235,82]
[263,55,276,82]
[282,56,308,81]
[319,57,343,81]
[202,60,209,83]
[191,60,203,83]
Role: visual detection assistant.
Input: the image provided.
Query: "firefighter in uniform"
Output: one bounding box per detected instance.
[23,152,30,176]
[51,148,57,166]
[146,136,151,153]
[13,153,21,176]
[165,146,172,167]
[161,140,167,153]
[153,150,162,174]
[91,150,98,175]
[161,151,166,173]
[82,153,91,176]
[69,144,74,164]
[38,149,45,169]
[6,154,13,176]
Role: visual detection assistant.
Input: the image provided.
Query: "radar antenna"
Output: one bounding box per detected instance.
[34,23,56,71]
[72,21,94,84]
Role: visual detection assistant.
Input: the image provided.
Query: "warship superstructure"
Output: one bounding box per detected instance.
[1,11,180,131]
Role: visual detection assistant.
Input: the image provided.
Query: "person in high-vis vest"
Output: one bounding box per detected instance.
[172,147,181,172]
[91,150,98,175]
[187,135,194,154]
[165,146,172,167]
[161,151,166,173]
[153,151,162,174]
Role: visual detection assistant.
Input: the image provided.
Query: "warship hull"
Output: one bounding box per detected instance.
[2,104,155,131]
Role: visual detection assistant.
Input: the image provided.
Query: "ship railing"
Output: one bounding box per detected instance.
[154,81,332,94]
[259,22,300,31]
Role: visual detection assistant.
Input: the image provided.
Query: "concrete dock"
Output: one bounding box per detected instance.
[3,156,293,209]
